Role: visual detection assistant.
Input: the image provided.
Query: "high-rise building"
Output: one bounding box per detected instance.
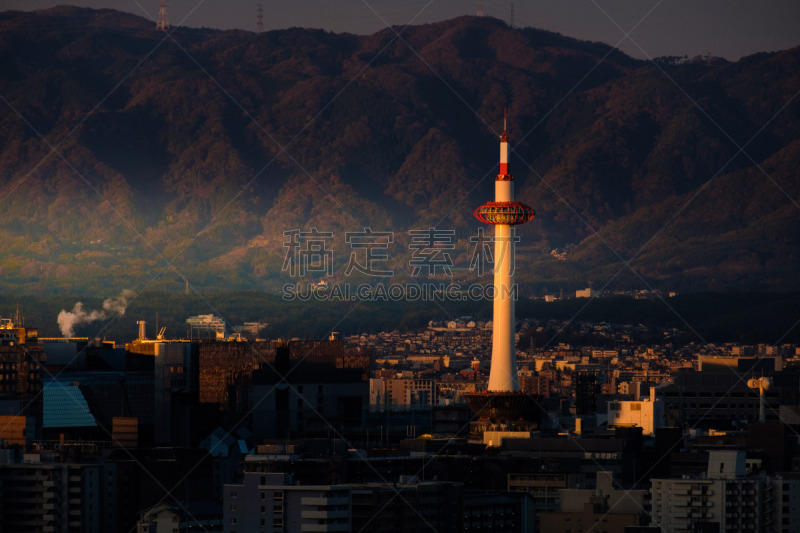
[223,471,464,533]
[0,319,45,441]
[650,450,777,532]
[574,370,600,415]
[224,472,350,533]
[0,459,117,532]
[251,340,369,439]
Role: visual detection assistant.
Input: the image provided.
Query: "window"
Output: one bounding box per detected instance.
[609,403,621,411]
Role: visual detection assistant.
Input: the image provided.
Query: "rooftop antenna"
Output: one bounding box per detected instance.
[477,1,483,17]
[256,4,264,33]
[747,376,772,423]
[156,0,170,31]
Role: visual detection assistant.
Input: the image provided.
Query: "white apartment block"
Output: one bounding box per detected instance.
[224,472,350,533]
[650,450,793,533]
[607,387,665,436]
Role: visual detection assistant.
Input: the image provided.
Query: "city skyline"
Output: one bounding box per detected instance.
[0,4,799,529]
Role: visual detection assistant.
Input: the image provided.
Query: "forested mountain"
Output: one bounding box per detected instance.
[1,6,798,295]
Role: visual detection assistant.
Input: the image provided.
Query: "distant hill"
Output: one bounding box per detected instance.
[0,6,798,295]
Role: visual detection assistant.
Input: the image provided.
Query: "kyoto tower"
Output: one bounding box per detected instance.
[475,114,535,391]
[465,115,539,430]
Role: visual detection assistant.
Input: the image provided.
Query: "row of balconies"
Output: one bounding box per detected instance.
[300,522,350,532]
[670,520,691,531]
[301,510,350,520]
[301,497,349,506]
[0,473,52,482]
[691,500,713,507]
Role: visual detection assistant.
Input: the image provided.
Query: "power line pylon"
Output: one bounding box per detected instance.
[156,0,170,31]
[257,4,264,33]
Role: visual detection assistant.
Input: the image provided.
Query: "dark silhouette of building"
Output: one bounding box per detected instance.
[0,320,45,440]
[251,340,370,439]
[575,370,600,415]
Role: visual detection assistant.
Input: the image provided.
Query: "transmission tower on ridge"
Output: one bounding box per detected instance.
[156,0,170,31]
[477,1,484,17]
[257,4,264,33]
[510,3,515,27]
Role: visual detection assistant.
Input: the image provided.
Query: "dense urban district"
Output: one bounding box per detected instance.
[2,305,800,533]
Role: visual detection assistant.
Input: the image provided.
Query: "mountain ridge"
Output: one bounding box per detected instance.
[0,6,798,295]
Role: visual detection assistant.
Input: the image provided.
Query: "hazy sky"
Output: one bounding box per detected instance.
[2,0,798,60]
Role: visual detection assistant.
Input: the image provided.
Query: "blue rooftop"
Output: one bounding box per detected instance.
[43,382,97,428]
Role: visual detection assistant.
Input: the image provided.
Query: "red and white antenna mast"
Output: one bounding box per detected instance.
[156,0,170,31]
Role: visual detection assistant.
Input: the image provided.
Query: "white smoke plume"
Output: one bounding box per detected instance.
[102,289,135,315]
[57,289,135,337]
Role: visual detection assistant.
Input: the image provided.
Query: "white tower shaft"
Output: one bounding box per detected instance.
[488,223,518,391]
[487,136,518,392]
